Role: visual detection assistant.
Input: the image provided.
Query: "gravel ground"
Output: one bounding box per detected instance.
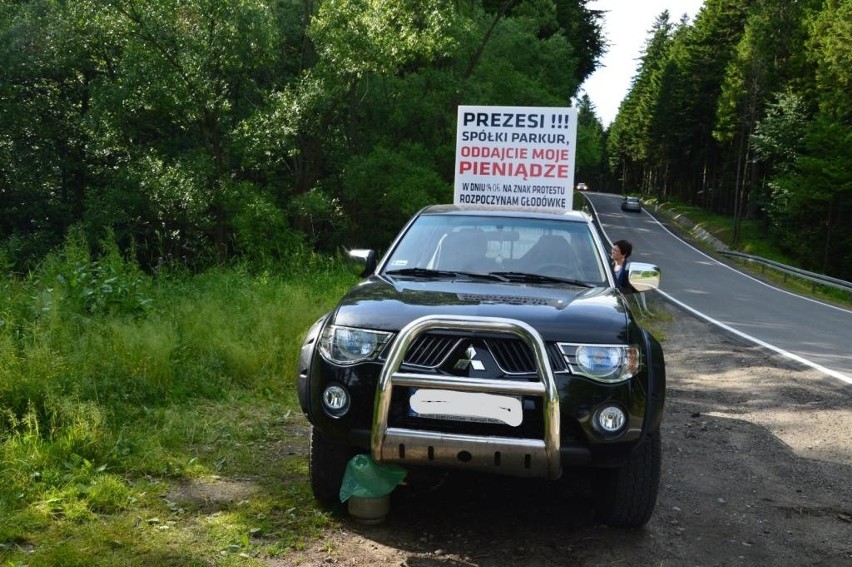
[282,294,852,567]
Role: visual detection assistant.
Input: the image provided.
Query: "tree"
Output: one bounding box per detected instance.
[0,0,104,262]
[606,11,677,196]
[1,0,608,268]
[574,94,605,188]
[751,0,852,278]
[713,0,819,244]
[554,0,605,83]
[788,0,852,277]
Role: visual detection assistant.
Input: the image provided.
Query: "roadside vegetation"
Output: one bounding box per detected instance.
[0,234,359,565]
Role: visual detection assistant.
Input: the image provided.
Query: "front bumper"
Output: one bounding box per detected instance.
[373,315,562,478]
[301,314,665,477]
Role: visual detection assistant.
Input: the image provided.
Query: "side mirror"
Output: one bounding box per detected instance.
[628,262,660,292]
[347,249,376,277]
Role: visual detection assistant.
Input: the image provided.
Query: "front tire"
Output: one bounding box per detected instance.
[309,425,358,508]
[593,430,662,528]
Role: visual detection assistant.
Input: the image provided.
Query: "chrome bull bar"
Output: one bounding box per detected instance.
[371,315,562,480]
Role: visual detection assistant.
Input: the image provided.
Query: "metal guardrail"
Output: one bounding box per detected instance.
[719,250,852,298]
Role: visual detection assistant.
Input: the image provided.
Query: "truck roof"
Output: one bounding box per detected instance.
[419,204,592,223]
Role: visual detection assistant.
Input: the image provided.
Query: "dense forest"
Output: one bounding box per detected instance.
[0,0,849,278]
[605,0,850,279]
[0,0,606,269]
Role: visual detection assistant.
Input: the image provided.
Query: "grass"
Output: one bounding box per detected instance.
[0,236,359,565]
[632,295,673,344]
[647,201,774,255]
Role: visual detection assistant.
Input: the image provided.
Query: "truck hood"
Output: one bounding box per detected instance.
[330,276,633,344]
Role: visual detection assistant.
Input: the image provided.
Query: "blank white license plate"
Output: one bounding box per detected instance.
[409,389,522,427]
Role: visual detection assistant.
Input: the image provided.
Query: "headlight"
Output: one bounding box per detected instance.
[573,344,639,382]
[319,325,392,365]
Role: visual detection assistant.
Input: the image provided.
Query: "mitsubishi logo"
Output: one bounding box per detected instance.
[453,346,486,371]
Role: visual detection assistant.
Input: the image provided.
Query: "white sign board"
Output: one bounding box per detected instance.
[454,105,578,213]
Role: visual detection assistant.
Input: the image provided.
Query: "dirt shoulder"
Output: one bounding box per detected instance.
[284,294,852,566]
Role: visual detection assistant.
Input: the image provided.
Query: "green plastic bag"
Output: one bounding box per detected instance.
[339,454,407,502]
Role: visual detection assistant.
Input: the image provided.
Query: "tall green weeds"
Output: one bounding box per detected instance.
[0,231,357,563]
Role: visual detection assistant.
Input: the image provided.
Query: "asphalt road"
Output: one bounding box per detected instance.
[584,192,852,385]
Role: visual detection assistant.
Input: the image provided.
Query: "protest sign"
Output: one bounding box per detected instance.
[454,105,578,213]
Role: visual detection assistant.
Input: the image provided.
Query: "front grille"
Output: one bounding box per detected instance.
[403,334,458,368]
[384,332,568,374]
[490,338,568,374]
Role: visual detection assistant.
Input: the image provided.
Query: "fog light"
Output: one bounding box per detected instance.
[597,405,626,433]
[322,384,350,417]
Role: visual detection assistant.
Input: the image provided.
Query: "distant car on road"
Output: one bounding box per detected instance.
[621,196,642,212]
[576,182,588,192]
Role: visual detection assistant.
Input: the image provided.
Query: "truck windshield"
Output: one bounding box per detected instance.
[382,215,609,286]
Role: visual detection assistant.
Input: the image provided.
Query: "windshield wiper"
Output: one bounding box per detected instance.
[385,268,508,281]
[489,271,593,287]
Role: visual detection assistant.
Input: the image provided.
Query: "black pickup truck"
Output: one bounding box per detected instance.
[297,204,665,527]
